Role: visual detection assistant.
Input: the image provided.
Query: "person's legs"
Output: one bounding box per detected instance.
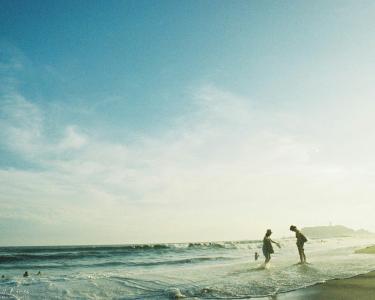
[298,245,306,263]
[264,252,271,263]
[297,246,303,263]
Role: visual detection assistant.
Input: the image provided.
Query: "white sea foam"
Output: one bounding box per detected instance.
[0,237,375,299]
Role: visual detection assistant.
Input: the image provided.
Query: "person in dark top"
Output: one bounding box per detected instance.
[262,229,280,264]
[23,271,29,277]
[290,225,308,264]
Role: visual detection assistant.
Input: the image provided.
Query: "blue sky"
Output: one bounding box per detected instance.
[1,1,375,245]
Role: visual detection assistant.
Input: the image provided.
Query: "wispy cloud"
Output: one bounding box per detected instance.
[0,94,44,157]
[1,75,375,244]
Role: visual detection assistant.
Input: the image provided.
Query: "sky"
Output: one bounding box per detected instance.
[1,0,375,246]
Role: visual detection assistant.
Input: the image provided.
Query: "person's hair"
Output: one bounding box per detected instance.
[290,225,297,231]
[265,229,272,237]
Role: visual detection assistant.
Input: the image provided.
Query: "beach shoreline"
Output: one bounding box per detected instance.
[269,270,375,300]
[266,245,375,300]
[1,241,374,299]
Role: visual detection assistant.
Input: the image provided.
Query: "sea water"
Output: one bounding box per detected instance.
[1,237,375,299]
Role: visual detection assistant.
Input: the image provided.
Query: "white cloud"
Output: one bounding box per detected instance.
[1,85,375,244]
[58,126,87,150]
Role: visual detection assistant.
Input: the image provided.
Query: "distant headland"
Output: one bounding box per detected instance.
[301,225,374,239]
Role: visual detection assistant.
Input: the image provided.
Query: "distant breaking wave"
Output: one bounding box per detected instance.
[0,240,260,263]
[0,241,260,262]
[0,255,232,269]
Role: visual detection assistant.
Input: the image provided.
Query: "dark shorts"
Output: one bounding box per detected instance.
[262,248,271,259]
[297,243,304,250]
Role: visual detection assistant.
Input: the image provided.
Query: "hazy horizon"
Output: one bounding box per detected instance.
[1,1,375,246]
[0,223,371,247]
[0,233,298,247]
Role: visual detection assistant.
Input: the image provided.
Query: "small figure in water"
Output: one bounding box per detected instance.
[254,252,259,261]
[37,271,41,276]
[1,275,5,279]
[290,225,308,264]
[262,229,280,264]
[23,271,29,277]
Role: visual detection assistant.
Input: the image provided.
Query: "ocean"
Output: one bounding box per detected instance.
[1,237,375,299]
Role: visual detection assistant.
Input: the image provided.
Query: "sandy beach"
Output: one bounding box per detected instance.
[273,271,375,300]
[273,245,375,300]
[355,245,375,254]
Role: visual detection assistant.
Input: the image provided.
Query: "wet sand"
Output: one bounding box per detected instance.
[273,271,375,300]
[271,245,375,300]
